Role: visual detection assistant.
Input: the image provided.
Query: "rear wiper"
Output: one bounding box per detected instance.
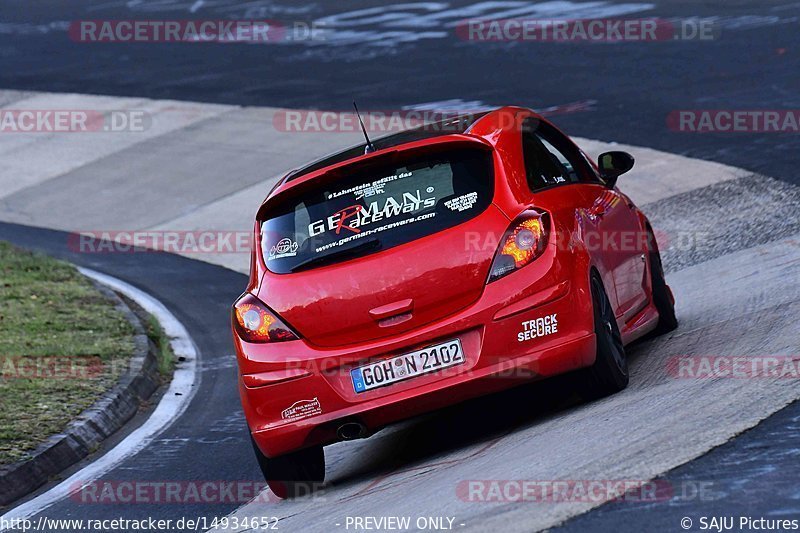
[290,238,382,272]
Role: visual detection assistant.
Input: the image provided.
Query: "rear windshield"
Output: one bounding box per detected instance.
[261,148,494,273]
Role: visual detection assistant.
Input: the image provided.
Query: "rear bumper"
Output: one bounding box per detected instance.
[236,262,597,457]
[247,332,594,457]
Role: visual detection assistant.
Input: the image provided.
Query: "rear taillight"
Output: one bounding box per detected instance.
[487,209,550,283]
[232,293,298,343]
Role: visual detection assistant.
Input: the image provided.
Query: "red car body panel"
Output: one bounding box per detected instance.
[234,107,664,458]
[256,203,507,348]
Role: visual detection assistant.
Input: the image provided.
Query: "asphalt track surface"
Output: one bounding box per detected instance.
[1,0,799,183]
[0,0,799,532]
[2,218,798,532]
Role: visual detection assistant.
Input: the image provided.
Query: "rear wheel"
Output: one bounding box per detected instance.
[647,232,678,335]
[251,437,325,499]
[579,274,629,399]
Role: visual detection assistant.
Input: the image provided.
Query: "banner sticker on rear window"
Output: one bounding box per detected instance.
[445,192,478,212]
[327,171,412,201]
[354,182,385,200]
[259,148,494,274]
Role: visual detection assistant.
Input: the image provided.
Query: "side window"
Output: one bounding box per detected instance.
[538,135,580,183]
[522,118,600,191]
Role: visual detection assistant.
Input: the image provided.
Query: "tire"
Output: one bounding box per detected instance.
[579,274,629,400]
[251,437,325,499]
[647,231,678,335]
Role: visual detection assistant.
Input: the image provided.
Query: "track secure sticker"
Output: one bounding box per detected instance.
[281,398,322,421]
[268,238,299,260]
[518,314,559,342]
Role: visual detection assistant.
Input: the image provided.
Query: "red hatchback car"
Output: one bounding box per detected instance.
[232,107,677,497]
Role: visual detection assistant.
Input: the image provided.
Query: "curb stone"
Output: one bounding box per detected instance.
[0,277,164,506]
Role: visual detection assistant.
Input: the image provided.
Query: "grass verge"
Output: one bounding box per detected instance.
[146,313,175,377]
[0,241,136,466]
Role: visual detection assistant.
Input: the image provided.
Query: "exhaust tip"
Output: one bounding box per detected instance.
[337,422,367,441]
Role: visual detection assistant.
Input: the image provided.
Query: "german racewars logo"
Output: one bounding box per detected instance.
[309,188,436,237]
[314,212,437,254]
[268,238,299,260]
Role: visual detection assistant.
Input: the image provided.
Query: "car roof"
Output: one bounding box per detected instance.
[283,111,491,183]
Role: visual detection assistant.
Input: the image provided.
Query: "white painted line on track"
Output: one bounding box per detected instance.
[0,268,200,525]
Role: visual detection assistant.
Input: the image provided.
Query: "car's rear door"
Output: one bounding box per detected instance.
[580,183,648,320]
[521,118,646,318]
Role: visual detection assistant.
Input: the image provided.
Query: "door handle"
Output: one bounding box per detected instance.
[369,298,414,320]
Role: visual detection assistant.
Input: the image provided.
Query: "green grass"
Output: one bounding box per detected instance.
[0,241,136,466]
[146,314,175,377]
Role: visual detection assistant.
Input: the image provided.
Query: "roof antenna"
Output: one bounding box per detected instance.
[353,101,376,154]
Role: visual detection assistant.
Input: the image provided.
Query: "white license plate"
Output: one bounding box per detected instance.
[351,339,465,393]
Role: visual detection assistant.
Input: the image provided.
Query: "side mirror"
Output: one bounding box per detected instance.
[598,151,634,188]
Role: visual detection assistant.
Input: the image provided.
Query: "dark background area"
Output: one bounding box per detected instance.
[1,2,798,531]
